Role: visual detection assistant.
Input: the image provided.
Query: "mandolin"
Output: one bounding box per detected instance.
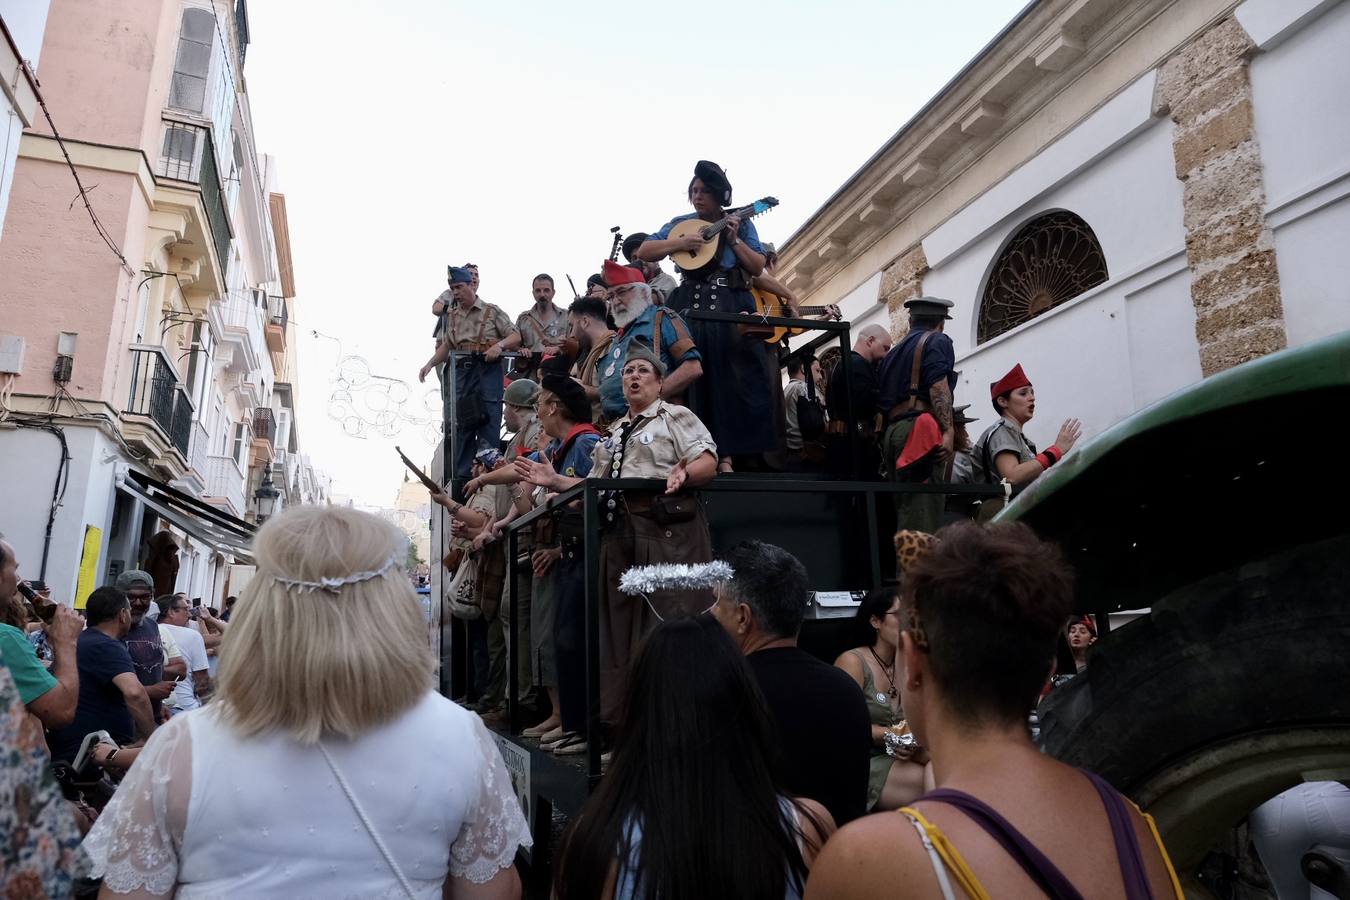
[751,289,842,344]
[668,197,779,273]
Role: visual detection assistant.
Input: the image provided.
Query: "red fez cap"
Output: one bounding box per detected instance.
[602,259,645,287]
[990,363,1031,400]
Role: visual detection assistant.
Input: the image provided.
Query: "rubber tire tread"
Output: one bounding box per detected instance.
[1039,532,1350,794]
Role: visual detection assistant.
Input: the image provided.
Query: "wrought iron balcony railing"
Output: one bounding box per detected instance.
[156,118,233,276]
[125,346,192,457]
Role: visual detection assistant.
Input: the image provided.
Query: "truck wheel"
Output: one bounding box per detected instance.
[1038,534,1350,879]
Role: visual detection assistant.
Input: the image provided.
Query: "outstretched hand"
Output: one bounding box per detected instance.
[1056,418,1084,454]
[513,456,556,490]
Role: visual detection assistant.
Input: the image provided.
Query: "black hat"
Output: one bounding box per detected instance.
[621,233,649,263]
[903,296,955,320]
[691,160,732,206]
[586,272,606,289]
[541,373,592,424]
[953,404,979,426]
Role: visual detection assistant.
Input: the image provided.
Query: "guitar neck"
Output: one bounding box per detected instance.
[701,203,767,239]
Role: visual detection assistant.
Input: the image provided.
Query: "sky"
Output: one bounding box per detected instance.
[242,0,1027,507]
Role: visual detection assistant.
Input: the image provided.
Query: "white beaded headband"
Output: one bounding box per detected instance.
[272,553,401,593]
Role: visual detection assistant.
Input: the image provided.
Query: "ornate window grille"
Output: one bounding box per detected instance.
[977,211,1108,343]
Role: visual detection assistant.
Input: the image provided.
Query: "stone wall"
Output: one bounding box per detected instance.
[1154,16,1286,376]
[878,244,930,340]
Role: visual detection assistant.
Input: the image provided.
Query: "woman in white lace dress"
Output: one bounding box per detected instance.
[82,505,531,899]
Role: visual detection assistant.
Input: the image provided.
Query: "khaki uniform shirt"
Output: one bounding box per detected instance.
[505,414,543,461]
[588,399,716,479]
[515,302,567,353]
[442,296,517,351]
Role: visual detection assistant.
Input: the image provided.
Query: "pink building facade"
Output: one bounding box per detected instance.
[0,0,322,607]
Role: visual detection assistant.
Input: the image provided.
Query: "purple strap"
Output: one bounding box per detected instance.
[1082,770,1155,900]
[921,772,1159,900]
[920,788,1084,900]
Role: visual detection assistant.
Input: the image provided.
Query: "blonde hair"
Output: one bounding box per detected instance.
[215,505,432,743]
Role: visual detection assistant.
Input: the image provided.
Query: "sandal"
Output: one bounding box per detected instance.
[541,731,578,751]
[553,735,590,756]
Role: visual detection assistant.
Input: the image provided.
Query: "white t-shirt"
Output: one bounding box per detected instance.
[82,691,530,898]
[159,623,208,711]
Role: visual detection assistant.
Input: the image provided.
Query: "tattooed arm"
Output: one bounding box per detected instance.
[930,380,955,460]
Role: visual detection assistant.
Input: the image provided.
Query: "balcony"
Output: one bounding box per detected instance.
[250,407,275,465]
[209,291,266,379]
[121,346,192,476]
[203,454,247,519]
[265,295,287,354]
[156,118,232,275]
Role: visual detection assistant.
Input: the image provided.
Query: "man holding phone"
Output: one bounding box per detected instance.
[0,534,82,730]
[157,595,210,712]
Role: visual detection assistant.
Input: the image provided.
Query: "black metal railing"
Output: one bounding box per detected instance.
[252,407,276,444]
[199,136,232,273]
[157,119,233,276]
[126,347,179,441]
[170,387,193,457]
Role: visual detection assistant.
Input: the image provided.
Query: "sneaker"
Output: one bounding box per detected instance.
[522,718,561,738]
[73,731,114,773]
[479,706,509,727]
[537,725,566,744]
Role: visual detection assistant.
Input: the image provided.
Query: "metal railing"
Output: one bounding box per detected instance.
[205,454,247,517]
[156,118,233,274]
[125,346,180,441]
[252,407,276,444]
[169,386,193,457]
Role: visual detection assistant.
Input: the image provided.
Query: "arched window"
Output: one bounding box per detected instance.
[977,211,1108,344]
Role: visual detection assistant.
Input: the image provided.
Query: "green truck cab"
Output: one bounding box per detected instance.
[1002,332,1350,894]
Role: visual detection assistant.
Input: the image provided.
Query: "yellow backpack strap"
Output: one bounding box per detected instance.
[899,806,993,900]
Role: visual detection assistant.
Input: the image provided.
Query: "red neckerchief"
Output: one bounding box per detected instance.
[553,423,602,472]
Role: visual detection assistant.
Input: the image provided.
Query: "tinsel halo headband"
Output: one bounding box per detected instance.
[272,553,401,594]
[618,561,735,622]
[618,561,735,596]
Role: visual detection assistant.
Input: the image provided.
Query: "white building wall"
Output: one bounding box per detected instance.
[0,424,120,604]
[1247,0,1350,348]
[863,81,1195,450]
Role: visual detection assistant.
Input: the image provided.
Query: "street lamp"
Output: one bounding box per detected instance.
[253,472,280,525]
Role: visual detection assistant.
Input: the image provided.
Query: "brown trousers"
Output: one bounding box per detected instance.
[598,501,713,722]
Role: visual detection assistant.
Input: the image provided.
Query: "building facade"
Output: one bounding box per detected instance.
[0,0,324,606]
[777,0,1350,451]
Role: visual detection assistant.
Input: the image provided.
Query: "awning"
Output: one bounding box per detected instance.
[117,469,256,562]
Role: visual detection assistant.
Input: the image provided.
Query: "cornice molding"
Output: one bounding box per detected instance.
[777,0,1232,304]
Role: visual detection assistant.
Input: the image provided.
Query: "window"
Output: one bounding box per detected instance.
[232,421,250,466]
[169,9,215,113]
[977,211,1108,344]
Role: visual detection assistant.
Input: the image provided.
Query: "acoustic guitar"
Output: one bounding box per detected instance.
[668,197,779,273]
[750,289,842,344]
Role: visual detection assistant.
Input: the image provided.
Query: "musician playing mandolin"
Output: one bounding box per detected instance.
[637,160,777,473]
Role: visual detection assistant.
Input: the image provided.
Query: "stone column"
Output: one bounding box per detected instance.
[878,244,930,341]
[1154,17,1286,377]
